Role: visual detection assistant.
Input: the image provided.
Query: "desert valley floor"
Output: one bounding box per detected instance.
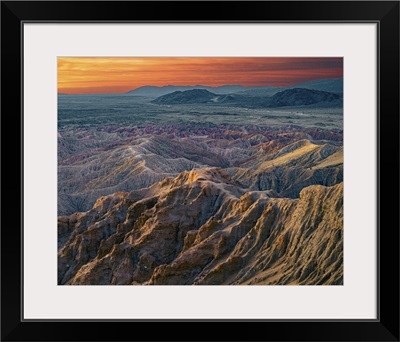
[58,89,343,285]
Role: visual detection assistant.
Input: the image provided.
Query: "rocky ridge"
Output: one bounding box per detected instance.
[58,168,343,285]
[152,88,342,108]
[58,125,343,215]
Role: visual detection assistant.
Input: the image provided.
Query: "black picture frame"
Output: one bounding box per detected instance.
[1,1,399,341]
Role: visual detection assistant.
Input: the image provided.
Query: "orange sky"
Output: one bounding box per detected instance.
[58,57,343,94]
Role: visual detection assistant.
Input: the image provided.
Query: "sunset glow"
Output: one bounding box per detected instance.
[58,57,343,94]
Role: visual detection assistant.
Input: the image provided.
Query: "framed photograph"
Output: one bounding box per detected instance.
[1,1,399,341]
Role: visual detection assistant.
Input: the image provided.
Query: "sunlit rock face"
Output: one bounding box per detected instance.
[58,167,343,285]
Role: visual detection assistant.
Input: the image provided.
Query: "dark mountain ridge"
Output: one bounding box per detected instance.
[152,89,216,104]
[127,77,343,98]
[152,88,342,108]
[269,88,341,107]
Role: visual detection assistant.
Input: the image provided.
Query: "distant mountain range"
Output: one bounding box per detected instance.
[125,77,343,97]
[152,89,217,105]
[152,88,342,108]
[125,85,246,97]
[289,77,343,94]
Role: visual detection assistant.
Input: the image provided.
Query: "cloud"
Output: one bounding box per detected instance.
[58,57,343,94]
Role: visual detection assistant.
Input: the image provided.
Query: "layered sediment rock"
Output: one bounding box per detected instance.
[58,168,343,285]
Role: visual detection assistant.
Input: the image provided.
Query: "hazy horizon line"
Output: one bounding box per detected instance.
[58,76,343,95]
